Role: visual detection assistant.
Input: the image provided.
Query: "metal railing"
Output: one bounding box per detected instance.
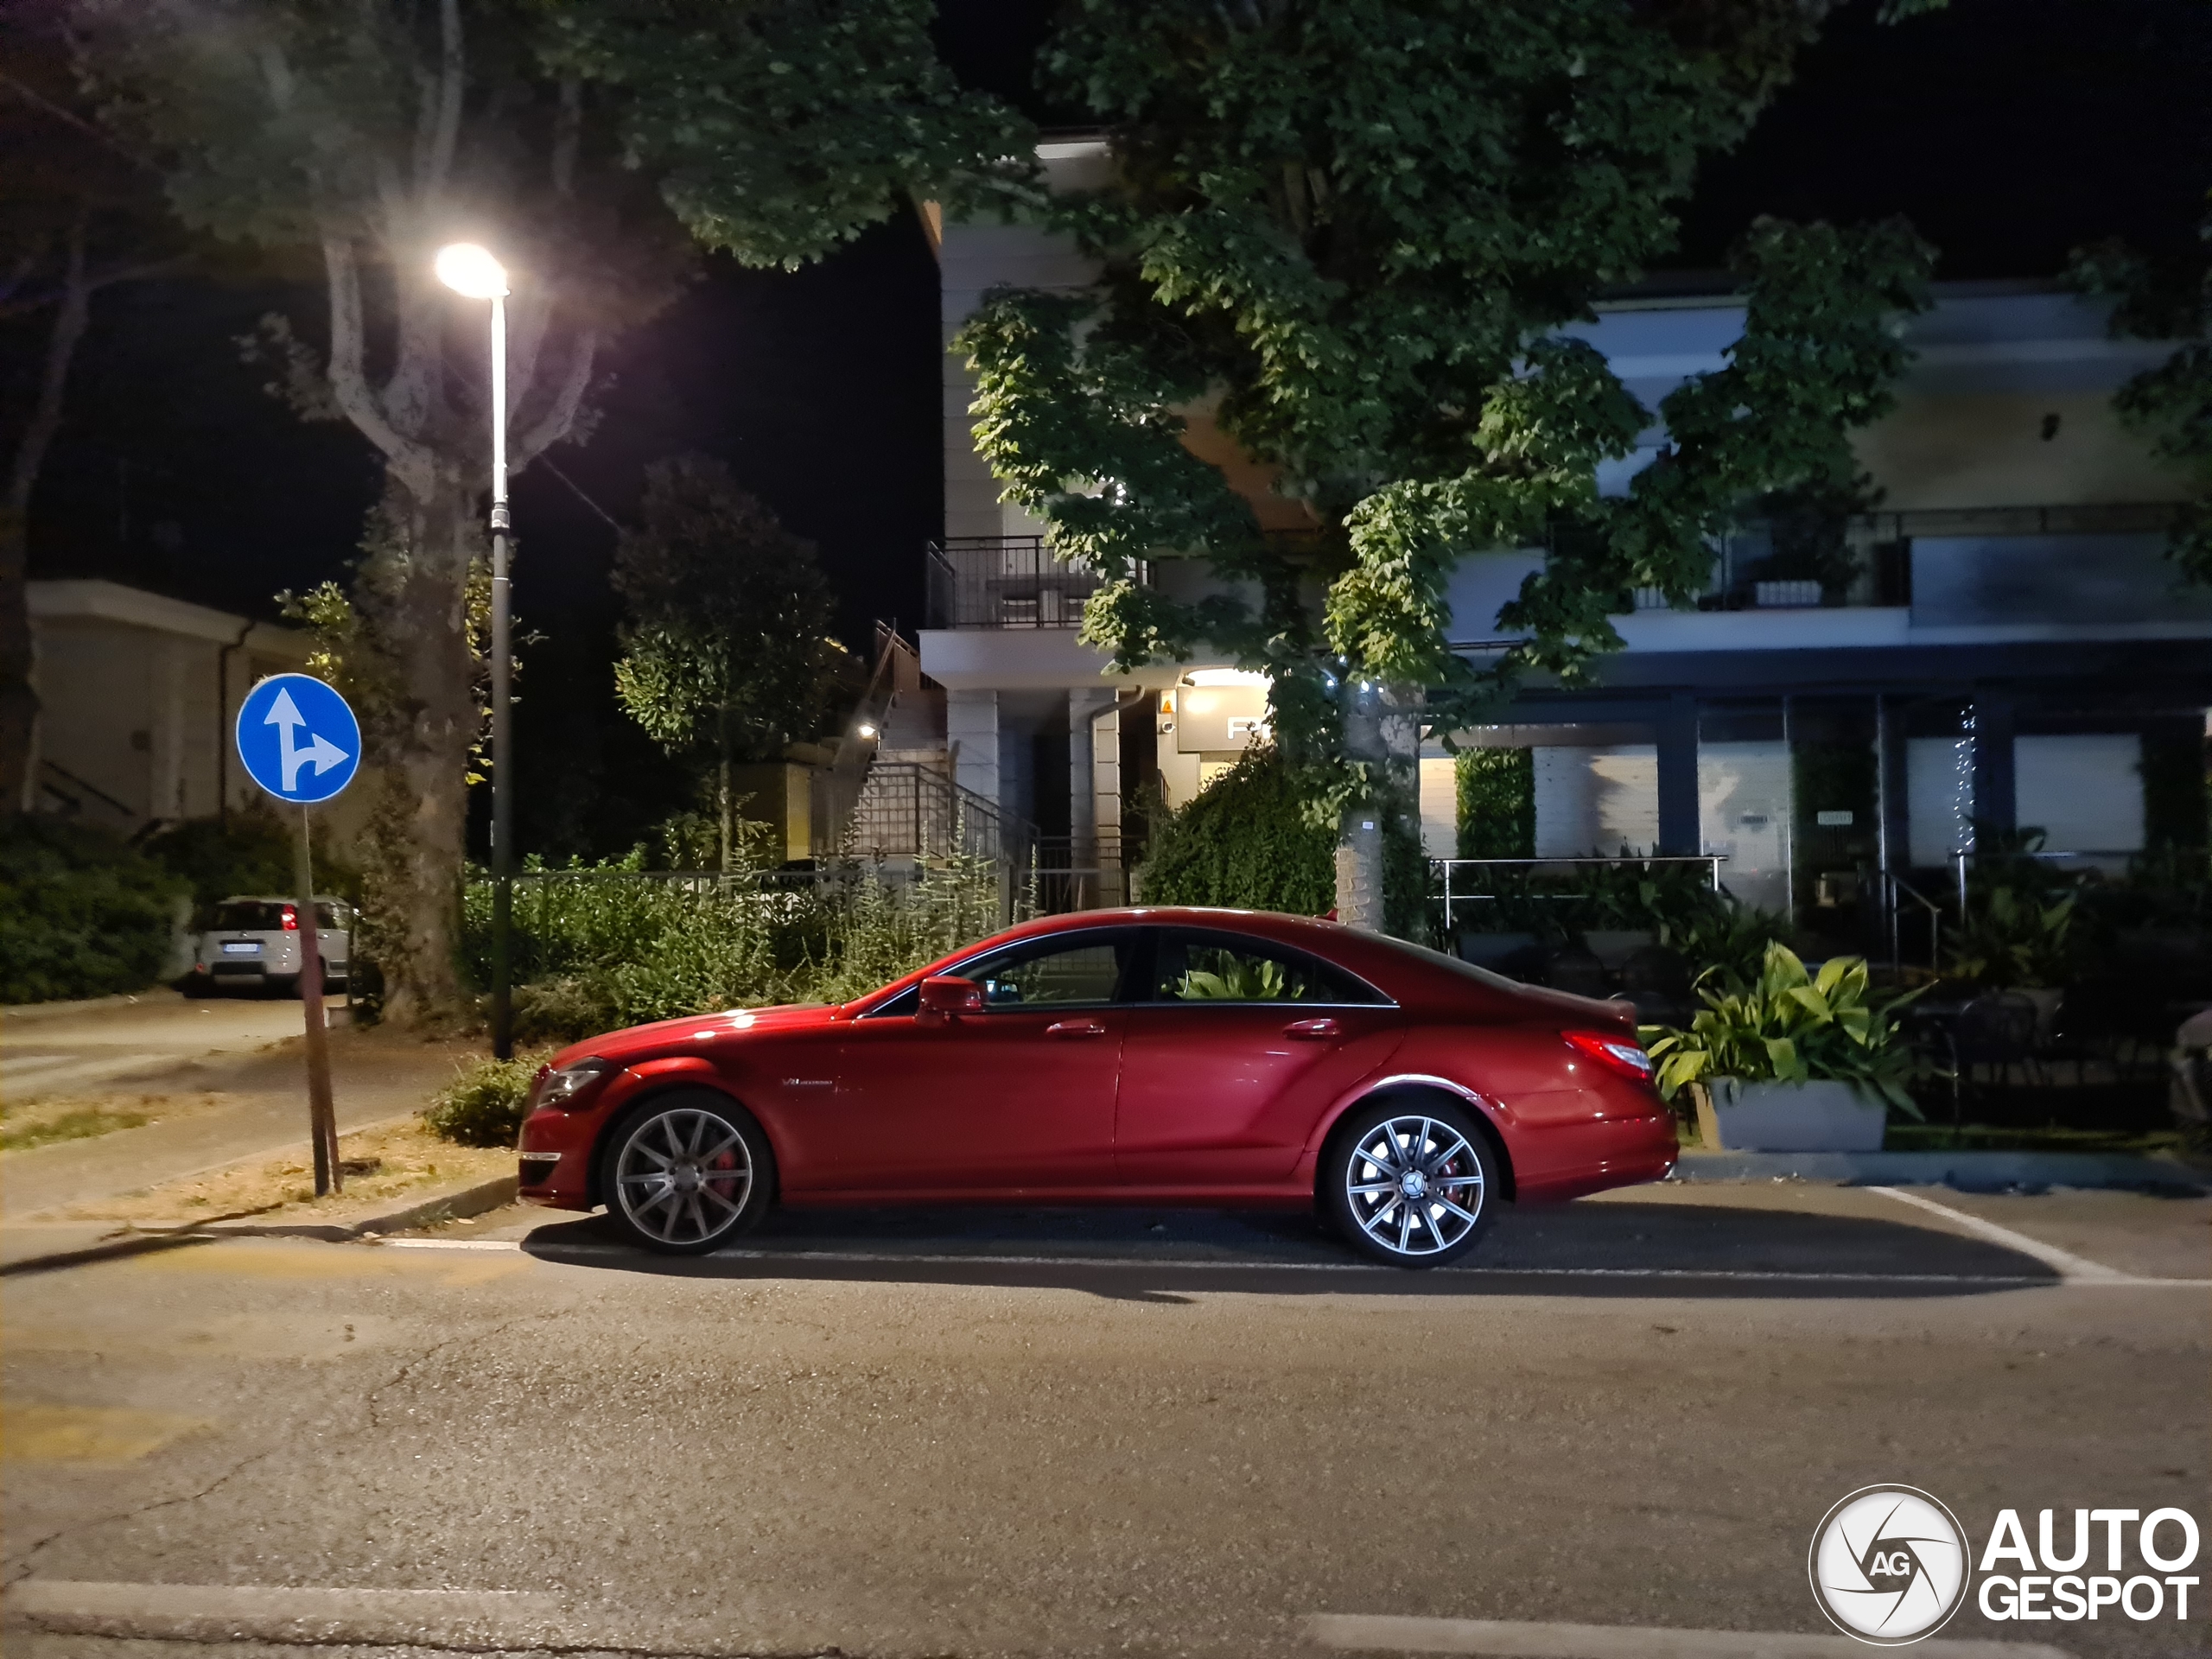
[1433,855,1726,935]
[1033,832,1127,914]
[925,537,1109,630]
[1885,872,1946,972]
[846,760,1037,868]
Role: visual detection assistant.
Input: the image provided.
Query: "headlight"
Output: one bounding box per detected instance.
[536,1057,617,1109]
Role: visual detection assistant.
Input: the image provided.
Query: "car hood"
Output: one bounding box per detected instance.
[553,1001,842,1069]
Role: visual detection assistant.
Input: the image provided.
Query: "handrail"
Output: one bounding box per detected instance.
[1885,872,1945,971]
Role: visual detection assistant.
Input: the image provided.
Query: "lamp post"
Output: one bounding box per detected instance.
[435,242,516,1059]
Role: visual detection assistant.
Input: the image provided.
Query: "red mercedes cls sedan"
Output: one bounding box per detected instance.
[514,906,1676,1268]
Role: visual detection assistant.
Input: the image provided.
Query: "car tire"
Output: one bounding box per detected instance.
[266,975,301,999]
[599,1090,776,1255]
[1323,1097,1499,1269]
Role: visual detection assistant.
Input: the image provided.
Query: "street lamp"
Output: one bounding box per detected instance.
[436,242,516,1059]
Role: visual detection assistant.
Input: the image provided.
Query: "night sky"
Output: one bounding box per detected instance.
[13,0,2207,856]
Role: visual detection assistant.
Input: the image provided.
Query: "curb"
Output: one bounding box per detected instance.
[0,1175,518,1275]
[1669,1149,2210,1193]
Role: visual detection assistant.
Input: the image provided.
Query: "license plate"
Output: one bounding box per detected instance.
[221,941,261,955]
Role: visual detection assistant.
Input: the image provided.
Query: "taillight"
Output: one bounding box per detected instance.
[280,905,299,931]
[1560,1027,1655,1084]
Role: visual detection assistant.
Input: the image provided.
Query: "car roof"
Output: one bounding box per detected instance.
[217,894,349,905]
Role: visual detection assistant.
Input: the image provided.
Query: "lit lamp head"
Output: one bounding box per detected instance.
[435,243,508,299]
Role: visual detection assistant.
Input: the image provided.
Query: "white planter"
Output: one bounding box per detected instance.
[1694,1077,1889,1152]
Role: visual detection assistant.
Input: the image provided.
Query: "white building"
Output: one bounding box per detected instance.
[23,579,314,832]
[898,141,2210,934]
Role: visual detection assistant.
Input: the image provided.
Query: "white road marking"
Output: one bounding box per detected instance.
[1304,1612,2074,1658]
[370,1235,2209,1284]
[1866,1185,2155,1283]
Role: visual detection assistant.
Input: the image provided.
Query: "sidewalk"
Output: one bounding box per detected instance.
[0,1021,480,1221]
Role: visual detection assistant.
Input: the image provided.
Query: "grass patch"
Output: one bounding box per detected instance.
[0,1106,154,1151]
[59,1116,513,1224]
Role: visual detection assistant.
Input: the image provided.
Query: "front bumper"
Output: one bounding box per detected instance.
[516,1103,602,1211]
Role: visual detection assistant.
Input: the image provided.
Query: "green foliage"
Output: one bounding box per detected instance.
[612,454,843,764]
[1178,957,1287,1001]
[1138,747,1335,916]
[1454,750,1534,859]
[464,852,1010,1039]
[0,817,185,1004]
[1136,746,1430,936]
[141,810,354,913]
[535,0,1034,270]
[1444,855,1787,981]
[1945,887,2078,991]
[422,1054,543,1148]
[2067,203,2212,583]
[956,1,1936,848]
[1643,943,1930,1114]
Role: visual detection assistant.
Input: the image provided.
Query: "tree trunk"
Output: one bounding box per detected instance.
[0,215,92,815]
[355,475,480,1028]
[1335,680,1388,931]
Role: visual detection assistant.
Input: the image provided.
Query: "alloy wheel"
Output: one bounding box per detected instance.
[1342,1114,1486,1259]
[613,1106,754,1248]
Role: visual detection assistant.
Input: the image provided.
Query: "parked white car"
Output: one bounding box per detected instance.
[183,895,353,997]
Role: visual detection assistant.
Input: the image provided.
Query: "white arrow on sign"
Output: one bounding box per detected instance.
[264,687,352,794]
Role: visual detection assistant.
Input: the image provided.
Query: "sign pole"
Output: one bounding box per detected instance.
[293,805,340,1196]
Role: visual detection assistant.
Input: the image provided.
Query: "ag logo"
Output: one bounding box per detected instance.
[1809,1485,1968,1645]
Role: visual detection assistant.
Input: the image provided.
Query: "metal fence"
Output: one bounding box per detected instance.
[1432,855,1726,936]
[925,537,1106,630]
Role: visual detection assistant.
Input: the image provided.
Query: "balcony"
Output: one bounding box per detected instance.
[926,537,1107,631]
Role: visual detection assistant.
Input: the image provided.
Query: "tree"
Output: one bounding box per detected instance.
[957,0,1934,931]
[613,454,841,871]
[70,0,1027,1022]
[0,23,186,812]
[2069,200,2212,585]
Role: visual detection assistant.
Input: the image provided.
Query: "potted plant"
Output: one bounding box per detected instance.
[1944,884,2076,1039]
[1643,943,1932,1152]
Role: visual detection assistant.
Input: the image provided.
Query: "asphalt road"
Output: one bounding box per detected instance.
[3,1183,2206,1659]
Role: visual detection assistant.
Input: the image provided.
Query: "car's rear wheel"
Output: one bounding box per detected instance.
[1324,1099,1497,1269]
[601,1090,774,1255]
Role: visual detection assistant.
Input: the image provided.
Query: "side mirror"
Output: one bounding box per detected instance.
[918,975,985,1022]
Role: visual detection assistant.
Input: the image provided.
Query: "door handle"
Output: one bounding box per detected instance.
[1284,1017,1341,1039]
[1046,1020,1109,1039]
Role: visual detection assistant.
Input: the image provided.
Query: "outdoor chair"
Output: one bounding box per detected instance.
[1947,992,2044,1127]
[1619,944,1695,1029]
[1542,944,1611,999]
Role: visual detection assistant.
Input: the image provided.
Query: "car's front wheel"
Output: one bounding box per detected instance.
[601,1090,775,1255]
[1324,1099,1498,1268]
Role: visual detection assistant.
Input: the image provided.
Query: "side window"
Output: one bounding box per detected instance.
[965,937,1128,1008]
[1148,931,1383,1005]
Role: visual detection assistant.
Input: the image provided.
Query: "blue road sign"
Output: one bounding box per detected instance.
[235,673,361,804]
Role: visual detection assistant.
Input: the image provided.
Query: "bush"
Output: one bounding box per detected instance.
[1138,745,1428,933]
[422,1054,542,1147]
[0,817,186,1004]
[142,809,354,912]
[466,850,1011,1039]
[1455,749,1534,858]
